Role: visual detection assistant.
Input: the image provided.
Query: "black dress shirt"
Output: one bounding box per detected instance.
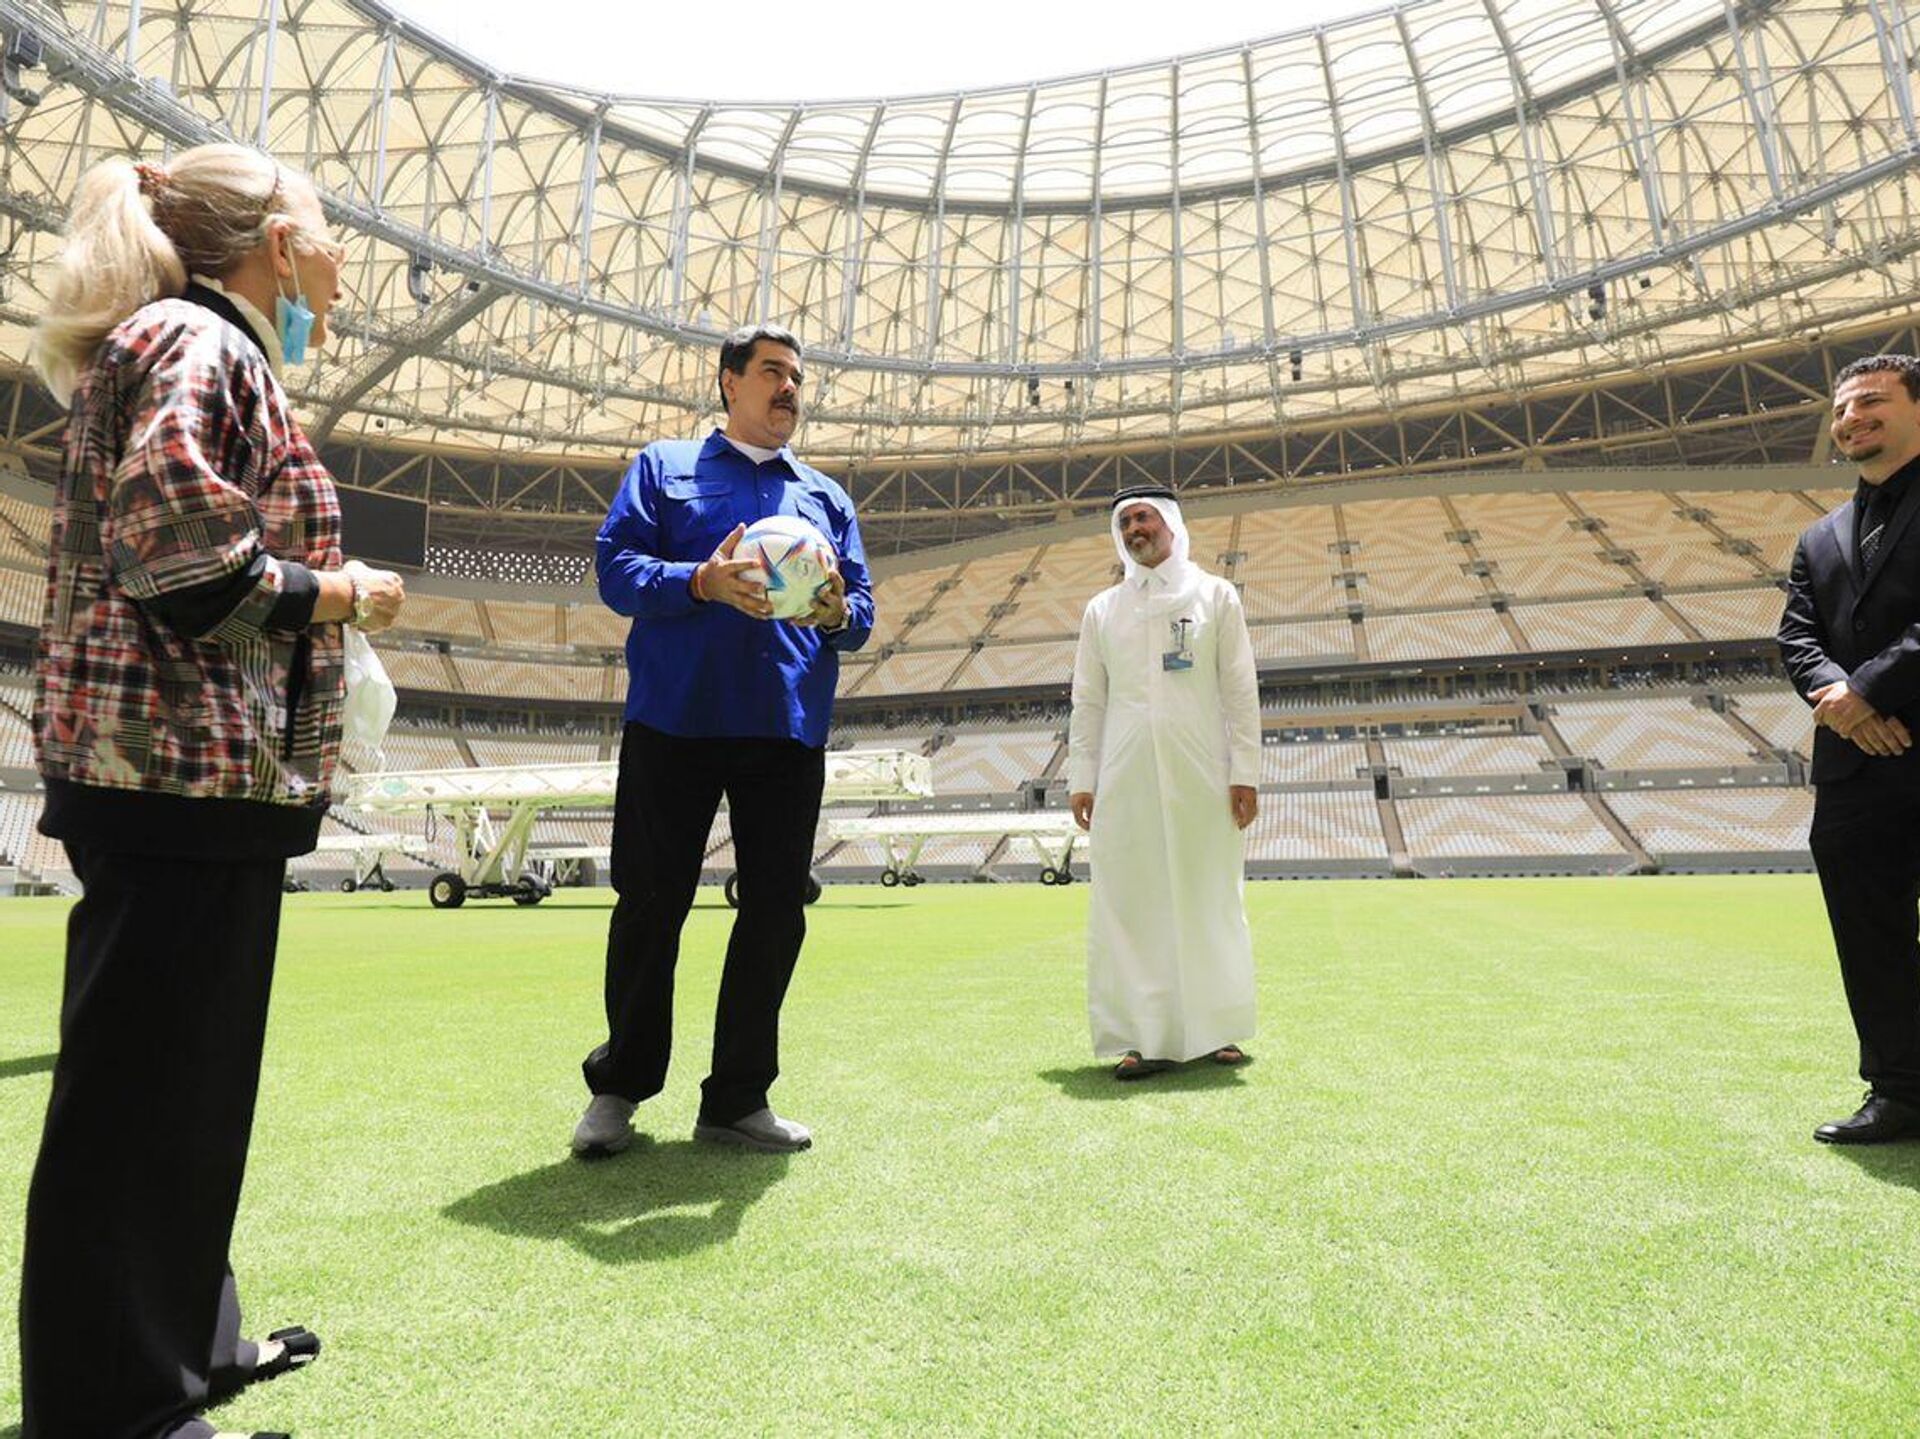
[1856,453,1920,570]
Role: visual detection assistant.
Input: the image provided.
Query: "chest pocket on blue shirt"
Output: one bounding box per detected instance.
[791,494,835,550]
[661,475,734,554]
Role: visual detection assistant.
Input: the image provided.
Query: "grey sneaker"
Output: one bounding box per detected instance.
[571,1094,637,1156]
[693,1107,812,1153]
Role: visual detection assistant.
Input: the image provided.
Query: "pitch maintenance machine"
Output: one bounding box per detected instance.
[825,811,1083,887]
[311,831,439,892]
[341,749,934,909]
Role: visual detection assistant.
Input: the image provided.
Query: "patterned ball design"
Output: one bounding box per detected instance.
[737,515,836,620]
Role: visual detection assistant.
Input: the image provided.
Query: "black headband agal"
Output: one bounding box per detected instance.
[1111,485,1176,510]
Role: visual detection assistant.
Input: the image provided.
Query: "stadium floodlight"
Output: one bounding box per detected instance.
[406,253,433,308]
[2,27,44,107]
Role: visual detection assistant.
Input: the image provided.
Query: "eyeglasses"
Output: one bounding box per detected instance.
[301,230,348,267]
[283,221,346,267]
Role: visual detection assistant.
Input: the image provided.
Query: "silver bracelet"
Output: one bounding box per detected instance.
[347,571,371,629]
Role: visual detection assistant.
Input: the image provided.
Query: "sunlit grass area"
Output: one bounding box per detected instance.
[2,876,1916,1435]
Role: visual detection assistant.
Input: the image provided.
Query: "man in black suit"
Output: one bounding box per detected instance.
[1779,353,1920,1143]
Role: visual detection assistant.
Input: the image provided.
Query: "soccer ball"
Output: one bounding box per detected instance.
[737,514,836,620]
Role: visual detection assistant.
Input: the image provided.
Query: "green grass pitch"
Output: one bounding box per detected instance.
[3,876,1919,1435]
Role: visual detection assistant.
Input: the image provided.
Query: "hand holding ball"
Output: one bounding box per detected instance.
[735,516,838,621]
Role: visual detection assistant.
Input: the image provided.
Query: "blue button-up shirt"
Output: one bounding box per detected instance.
[596,430,873,747]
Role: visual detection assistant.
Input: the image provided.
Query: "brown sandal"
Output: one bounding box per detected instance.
[1114,1051,1172,1080]
[1209,1045,1248,1065]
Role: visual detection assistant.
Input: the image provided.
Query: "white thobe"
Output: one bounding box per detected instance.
[1068,559,1262,1060]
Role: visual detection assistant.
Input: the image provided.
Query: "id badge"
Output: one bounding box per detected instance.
[1162,617,1195,672]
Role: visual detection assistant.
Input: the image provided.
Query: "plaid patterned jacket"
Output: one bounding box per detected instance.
[34,295,344,807]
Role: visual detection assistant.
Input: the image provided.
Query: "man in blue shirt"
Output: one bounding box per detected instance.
[573,322,872,1157]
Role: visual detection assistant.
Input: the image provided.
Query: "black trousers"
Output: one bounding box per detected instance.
[20,843,285,1439]
[584,722,825,1124]
[1810,772,1920,1107]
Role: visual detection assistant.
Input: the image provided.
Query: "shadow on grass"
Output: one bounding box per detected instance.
[307,899,910,914]
[2,1423,20,1439]
[690,900,912,912]
[441,1140,790,1263]
[0,1051,54,1081]
[1829,1141,1920,1191]
[1036,1059,1251,1101]
[524,900,914,913]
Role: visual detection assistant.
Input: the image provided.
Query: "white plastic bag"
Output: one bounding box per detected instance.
[338,624,396,776]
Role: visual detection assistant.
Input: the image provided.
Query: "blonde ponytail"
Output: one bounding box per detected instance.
[29,143,294,407]
[28,157,181,406]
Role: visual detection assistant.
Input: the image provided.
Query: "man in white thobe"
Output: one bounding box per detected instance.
[1068,486,1262,1079]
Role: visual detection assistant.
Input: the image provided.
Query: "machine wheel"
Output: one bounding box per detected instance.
[1057,869,1076,886]
[1038,867,1058,886]
[724,872,742,908]
[805,872,822,905]
[339,877,358,893]
[879,869,900,888]
[428,872,467,909]
[902,872,924,888]
[379,879,396,893]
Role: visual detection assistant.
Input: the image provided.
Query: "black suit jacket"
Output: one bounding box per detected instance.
[1778,474,1920,784]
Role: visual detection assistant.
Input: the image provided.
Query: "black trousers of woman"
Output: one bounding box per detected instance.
[19,841,286,1439]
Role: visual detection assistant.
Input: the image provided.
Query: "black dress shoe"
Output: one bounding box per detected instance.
[1814,1092,1920,1144]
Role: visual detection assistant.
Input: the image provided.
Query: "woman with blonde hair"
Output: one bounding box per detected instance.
[21,143,405,1439]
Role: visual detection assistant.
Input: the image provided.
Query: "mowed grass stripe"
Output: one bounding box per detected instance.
[1,877,1916,1435]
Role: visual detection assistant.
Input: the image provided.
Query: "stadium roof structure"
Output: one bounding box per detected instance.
[0,0,1915,562]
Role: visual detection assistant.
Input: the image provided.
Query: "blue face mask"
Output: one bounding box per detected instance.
[275,291,314,366]
[275,240,315,365]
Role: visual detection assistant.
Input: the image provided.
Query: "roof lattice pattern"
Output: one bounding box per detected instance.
[0,0,1916,481]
